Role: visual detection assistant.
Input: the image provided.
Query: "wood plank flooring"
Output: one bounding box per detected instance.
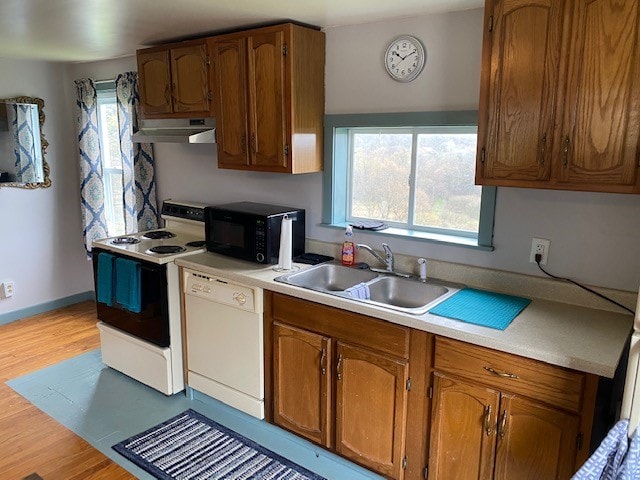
[0,301,134,480]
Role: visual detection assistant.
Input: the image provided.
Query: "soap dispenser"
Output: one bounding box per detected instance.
[341,226,355,266]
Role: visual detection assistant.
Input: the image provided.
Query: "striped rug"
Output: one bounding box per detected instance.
[112,409,326,480]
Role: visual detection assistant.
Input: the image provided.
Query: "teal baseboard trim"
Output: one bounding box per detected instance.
[0,291,95,326]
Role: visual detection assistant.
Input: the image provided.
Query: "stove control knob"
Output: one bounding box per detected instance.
[233,292,247,306]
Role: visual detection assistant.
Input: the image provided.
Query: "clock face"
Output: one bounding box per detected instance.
[384,35,426,82]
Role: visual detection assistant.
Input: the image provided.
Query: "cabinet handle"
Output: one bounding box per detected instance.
[320,348,326,375]
[250,133,257,153]
[484,366,519,379]
[336,353,343,380]
[498,409,508,439]
[563,135,570,167]
[539,134,547,165]
[484,405,493,436]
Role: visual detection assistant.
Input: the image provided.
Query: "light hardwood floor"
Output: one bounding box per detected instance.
[0,301,134,480]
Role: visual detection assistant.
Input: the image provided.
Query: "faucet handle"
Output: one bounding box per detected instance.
[382,243,392,256]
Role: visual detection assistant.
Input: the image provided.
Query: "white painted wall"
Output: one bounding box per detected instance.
[75,8,640,292]
[6,7,638,318]
[0,58,93,315]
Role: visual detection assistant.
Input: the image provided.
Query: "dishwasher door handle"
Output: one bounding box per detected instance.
[233,292,247,306]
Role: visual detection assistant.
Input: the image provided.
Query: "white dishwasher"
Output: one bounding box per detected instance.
[183,268,265,419]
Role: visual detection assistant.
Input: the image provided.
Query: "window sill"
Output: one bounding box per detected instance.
[319,223,494,251]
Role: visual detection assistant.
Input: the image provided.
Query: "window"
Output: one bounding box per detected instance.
[96,83,125,236]
[323,112,496,249]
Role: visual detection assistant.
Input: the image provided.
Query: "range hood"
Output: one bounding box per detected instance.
[132,118,216,144]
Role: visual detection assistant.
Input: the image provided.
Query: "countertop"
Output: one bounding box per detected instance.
[176,252,633,378]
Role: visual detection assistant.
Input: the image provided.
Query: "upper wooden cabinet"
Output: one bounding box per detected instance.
[210,24,325,174]
[137,39,212,118]
[476,0,640,193]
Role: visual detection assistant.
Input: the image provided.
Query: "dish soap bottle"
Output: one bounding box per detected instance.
[341,226,355,266]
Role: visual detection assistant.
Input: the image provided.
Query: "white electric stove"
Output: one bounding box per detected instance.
[92,200,208,395]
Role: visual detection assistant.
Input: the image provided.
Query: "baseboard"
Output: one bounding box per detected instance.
[0,291,95,326]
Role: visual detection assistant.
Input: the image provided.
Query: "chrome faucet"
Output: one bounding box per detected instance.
[356,243,395,273]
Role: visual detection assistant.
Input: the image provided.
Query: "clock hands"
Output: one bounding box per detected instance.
[391,49,417,61]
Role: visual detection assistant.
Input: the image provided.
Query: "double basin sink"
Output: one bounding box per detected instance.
[275,262,462,315]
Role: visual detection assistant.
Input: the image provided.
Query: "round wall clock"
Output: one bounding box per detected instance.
[384,35,426,82]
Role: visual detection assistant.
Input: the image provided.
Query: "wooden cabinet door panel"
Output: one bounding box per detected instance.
[247,30,287,170]
[429,373,500,480]
[335,343,408,479]
[273,323,331,447]
[494,395,580,480]
[170,43,210,114]
[137,50,172,115]
[212,38,250,167]
[558,0,640,187]
[481,0,565,182]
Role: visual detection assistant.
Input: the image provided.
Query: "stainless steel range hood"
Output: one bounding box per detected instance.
[132,118,216,144]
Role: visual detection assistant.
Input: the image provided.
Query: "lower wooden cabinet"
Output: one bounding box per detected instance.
[268,293,414,479]
[335,342,409,478]
[273,323,332,446]
[429,373,580,480]
[265,293,598,480]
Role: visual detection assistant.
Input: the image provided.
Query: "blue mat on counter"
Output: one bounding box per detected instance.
[428,288,531,330]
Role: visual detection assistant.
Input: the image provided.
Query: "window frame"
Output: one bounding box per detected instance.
[322,111,496,250]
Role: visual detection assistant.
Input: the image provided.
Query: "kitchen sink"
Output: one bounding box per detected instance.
[275,263,378,292]
[365,276,452,314]
[275,262,461,315]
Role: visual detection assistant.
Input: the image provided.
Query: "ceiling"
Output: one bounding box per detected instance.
[0,0,483,63]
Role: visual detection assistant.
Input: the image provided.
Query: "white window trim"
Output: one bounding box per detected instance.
[322,111,496,251]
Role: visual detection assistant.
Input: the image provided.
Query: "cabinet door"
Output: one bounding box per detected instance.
[429,373,500,480]
[273,323,332,447]
[494,395,580,480]
[137,49,172,116]
[478,0,565,183]
[170,43,210,114]
[247,30,288,170]
[211,38,250,167]
[335,342,408,480]
[557,0,640,190]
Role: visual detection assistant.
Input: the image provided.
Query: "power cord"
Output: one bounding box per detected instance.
[534,253,635,315]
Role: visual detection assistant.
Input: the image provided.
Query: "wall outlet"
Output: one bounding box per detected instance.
[530,238,550,265]
[1,281,15,298]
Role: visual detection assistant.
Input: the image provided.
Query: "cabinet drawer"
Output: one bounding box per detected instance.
[434,337,584,412]
[271,293,409,359]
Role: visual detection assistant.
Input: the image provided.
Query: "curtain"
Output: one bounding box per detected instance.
[75,78,108,253]
[115,72,158,233]
[8,103,42,183]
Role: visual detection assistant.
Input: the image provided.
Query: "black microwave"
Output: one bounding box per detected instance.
[204,202,305,264]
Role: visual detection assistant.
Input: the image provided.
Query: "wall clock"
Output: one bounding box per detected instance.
[384,35,426,82]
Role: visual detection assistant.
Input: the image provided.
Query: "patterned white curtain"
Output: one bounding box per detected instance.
[74,78,108,253]
[115,72,158,233]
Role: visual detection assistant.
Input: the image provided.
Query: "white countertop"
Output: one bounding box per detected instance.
[176,252,633,378]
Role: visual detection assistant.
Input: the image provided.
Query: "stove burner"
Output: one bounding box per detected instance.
[147,245,187,255]
[143,230,176,240]
[111,236,140,245]
[185,240,206,247]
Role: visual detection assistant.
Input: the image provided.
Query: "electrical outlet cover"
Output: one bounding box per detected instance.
[530,238,550,265]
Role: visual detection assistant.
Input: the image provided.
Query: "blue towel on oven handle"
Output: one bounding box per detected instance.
[96,252,115,306]
[114,257,142,313]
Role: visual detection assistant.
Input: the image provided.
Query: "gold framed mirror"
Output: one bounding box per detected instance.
[0,96,51,189]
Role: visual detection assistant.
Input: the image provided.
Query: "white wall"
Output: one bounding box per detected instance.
[0,58,93,315]
[8,7,637,319]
